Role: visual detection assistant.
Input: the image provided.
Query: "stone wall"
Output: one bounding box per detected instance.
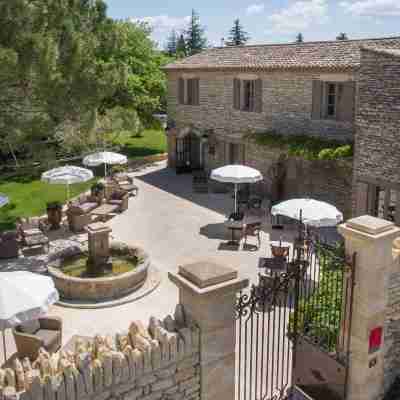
[166,70,355,143]
[354,47,400,185]
[244,140,353,218]
[0,305,200,400]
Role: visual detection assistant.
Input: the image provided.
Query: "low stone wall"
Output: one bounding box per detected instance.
[245,141,353,218]
[0,305,200,400]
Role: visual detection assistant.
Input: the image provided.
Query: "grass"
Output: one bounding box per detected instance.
[0,128,166,230]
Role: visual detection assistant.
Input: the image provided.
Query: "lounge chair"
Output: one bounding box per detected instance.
[13,317,62,361]
[107,189,129,212]
[66,194,101,232]
[110,173,139,197]
[16,217,49,253]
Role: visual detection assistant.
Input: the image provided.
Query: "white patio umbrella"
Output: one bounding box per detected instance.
[41,165,94,201]
[0,194,9,208]
[271,198,343,227]
[0,272,59,363]
[83,151,127,177]
[211,165,263,213]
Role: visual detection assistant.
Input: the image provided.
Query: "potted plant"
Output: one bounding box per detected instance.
[46,201,63,230]
[91,182,105,202]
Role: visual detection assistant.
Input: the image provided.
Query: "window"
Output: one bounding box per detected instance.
[228,143,240,164]
[178,77,200,106]
[243,80,256,112]
[311,80,355,122]
[356,179,400,224]
[233,78,263,113]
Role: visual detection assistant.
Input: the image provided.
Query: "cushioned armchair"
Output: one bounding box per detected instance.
[67,194,101,232]
[107,189,129,212]
[0,230,19,259]
[13,317,62,361]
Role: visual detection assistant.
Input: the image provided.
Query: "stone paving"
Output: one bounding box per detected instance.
[0,161,298,364]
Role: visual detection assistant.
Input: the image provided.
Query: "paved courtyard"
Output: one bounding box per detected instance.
[1,161,298,363]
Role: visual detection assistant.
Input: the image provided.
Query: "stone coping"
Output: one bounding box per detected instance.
[178,261,238,288]
[339,219,400,242]
[346,215,394,235]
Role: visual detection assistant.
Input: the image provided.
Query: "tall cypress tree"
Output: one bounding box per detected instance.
[166,29,177,56]
[296,33,304,43]
[226,19,250,46]
[336,32,348,40]
[176,33,187,58]
[185,9,207,56]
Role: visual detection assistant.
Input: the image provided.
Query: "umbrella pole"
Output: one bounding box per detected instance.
[2,330,6,364]
[234,183,238,214]
[66,184,70,202]
[104,163,107,178]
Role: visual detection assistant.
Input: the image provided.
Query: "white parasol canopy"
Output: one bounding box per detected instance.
[83,151,127,177]
[271,198,343,227]
[211,165,263,213]
[0,194,9,208]
[41,165,94,200]
[0,272,59,362]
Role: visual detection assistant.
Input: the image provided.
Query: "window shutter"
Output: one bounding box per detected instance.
[241,144,246,164]
[178,78,185,105]
[337,81,356,122]
[311,80,323,119]
[233,78,241,110]
[194,78,200,105]
[255,78,263,113]
[355,181,368,217]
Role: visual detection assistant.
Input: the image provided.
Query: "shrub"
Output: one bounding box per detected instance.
[333,144,353,159]
[317,148,335,160]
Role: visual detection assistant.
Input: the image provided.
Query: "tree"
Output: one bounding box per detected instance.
[226,19,250,46]
[296,33,304,43]
[176,33,187,58]
[166,30,177,56]
[336,32,348,40]
[185,9,207,56]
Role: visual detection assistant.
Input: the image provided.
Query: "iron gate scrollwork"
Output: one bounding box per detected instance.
[235,238,356,400]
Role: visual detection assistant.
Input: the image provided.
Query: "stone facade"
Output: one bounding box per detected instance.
[166,69,355,144]
[0,305,201,400]
[244,140,353,218]
[353,47,400,219]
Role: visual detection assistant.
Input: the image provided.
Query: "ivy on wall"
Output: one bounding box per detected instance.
[249,132,353,161]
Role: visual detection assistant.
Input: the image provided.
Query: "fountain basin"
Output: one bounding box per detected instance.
[48,242,150,302]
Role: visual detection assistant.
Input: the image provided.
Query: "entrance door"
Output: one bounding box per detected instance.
[175,133,202,173]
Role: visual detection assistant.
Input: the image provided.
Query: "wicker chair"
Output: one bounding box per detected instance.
[110,173,139,197]
[107,189,129,212]
[0,230,19,259]
[16,217,50,253]
[242,222,262,249]
[13,317,62,361]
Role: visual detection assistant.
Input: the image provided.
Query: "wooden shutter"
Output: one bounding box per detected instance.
[233,78,241,110]
[255,78,263,113]
[311,80,323,119]
[355,181,368,216]
[337,81,356,122]
[194,78,200,105]
[178,78,185,105]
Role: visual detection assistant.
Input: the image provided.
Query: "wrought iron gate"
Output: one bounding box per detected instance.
[176,136,191,173]
[235,238,356,400]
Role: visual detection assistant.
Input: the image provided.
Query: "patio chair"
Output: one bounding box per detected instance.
[107,189,129,212]
[16,217,50,253]
[0,230,19,259]
[13,317,62,361]
[110,173,139,197]
[242,221,262,249]
[66,194,101,232]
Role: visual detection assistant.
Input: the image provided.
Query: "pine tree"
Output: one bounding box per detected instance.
[166,30,177,56]
[226,19,250,46]
[185,9,207,55]
[336,32,348,40]
[296,33,304,43]
[176,33,187,58]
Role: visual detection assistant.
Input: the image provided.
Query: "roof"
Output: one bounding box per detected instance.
[360,45,400,59]
[164,36,400,72]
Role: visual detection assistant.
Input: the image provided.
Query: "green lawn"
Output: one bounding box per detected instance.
[0,128,166,230]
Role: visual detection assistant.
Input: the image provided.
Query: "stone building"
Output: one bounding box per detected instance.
[353,46,400,224]
[164,37,400,218]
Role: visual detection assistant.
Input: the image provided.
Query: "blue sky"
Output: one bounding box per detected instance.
[105,0,400,47]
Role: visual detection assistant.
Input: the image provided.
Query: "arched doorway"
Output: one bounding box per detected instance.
[175,129,204,173]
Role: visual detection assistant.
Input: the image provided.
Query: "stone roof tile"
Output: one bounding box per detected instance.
[164,37,400,71]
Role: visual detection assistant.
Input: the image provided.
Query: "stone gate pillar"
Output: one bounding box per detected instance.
[169,261,248,400]
[338,215,400,400]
